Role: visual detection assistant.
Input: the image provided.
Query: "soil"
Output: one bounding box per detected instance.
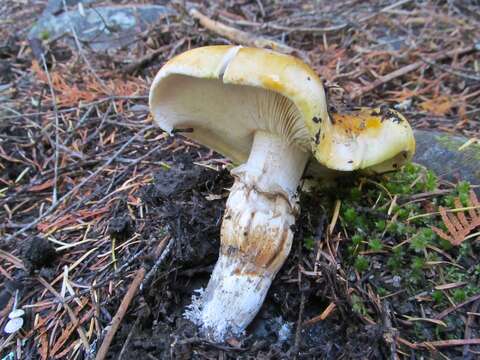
[20,236,57,272]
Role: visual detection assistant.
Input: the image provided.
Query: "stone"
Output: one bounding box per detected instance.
[413,130,480,186]
[29,4,175,53]
[40,0,98,17]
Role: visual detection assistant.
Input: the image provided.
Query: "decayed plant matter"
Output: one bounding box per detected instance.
[432,191,480,246]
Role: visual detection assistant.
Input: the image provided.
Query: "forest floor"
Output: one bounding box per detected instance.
[1,0,479,359]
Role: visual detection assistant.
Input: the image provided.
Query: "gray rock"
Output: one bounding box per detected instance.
[29,4,175,52]
[413,130,480,185]
[41,0,98,17]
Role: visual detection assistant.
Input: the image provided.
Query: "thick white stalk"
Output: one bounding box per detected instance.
[185,130,309,341]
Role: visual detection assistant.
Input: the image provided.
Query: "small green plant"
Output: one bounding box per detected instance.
[304,236,315,251]
[411,256,425,271]
[39,30,50,40]
[474,264,480,277]
[351,294,368,316]
[457,181,471,206]
[432,290,444,304]
[387,247,404,272]
[423,170,438,191]
[368,238,383,251]
[410,228,436,252]
[452,289,466,303]
[349,188,361,201]
[354,256,369,273]
[343,207,357,223]
[374,220,386,232]
[352,234,363,246]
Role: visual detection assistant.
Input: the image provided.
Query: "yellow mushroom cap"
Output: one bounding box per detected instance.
[149,45,415,174]
[318,107,416,173]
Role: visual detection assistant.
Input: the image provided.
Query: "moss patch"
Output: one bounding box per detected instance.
[301,162,480,355]
[436,134,480,162]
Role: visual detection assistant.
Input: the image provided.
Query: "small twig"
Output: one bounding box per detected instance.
[123,38,187,75]
[399,337,480,350]
[61,0,109,93]
[303,302,336,326]
[291,241,305,360]
[291,291,305,360]
[118,315,141,360]
[358,0,413,23]
[265,22,348,34]
[435,293,480,320]
[328,199,341,235]
[176,337,246,351]
[140,236,173,291]
[0,96,149,120]
[463,300,480,358]
[381,302,398,360]
[39,54,60,205]
[351,46,476,99]
[255,0,265,18]
[95,267,146,360]
[122,44,173,74]
[189,8,301,56]
[218,16,349,34]
[407,203,480,222]
[0,249,26,270]
[422,58,480,81]
[37,276,91,352]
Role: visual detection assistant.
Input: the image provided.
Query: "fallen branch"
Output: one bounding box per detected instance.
[189,8,301,56]
[123,39,185,75]
[95,267,146,360]
[351,46,476,99]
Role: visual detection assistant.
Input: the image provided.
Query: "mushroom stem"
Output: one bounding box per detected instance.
[185,130,309,341]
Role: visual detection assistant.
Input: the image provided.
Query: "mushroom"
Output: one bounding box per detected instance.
[149,45,415,341]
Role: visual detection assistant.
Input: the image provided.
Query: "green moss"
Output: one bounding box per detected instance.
[374,220,386,232]
[432,290,444,304]
[39,30,50,40]
[410,228,437,252]
[352,234,363,246]
[452,289,466,302]
[368,238,383,251]
[436,135,480,162]
[387,248,404,273]
[328,161,479,347]
[351,294,368,316]
[304,236,315,251]
[354,256,369,273]
[343,207,357,224]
